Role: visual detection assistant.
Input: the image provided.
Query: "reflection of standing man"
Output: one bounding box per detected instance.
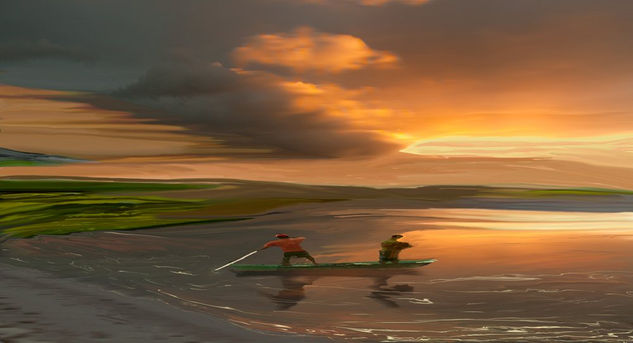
[260,234,317,266]
[379,234,412,263]
[260,276,319,310]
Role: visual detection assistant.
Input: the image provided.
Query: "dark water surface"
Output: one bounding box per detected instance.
[3,199,633,342]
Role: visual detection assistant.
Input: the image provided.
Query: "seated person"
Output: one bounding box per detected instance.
[379,234,412,263]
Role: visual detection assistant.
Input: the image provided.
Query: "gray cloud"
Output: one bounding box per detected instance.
[4,0,633,92]
[116,63,239,98]
[0,39,93,63]
[115,62,398,158]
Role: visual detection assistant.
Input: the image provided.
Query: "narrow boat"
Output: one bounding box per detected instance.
[231,259,436,276]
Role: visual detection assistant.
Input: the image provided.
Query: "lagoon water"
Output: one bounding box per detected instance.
[4,197,633,342]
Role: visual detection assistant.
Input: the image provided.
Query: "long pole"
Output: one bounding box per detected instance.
[213,250,259,271]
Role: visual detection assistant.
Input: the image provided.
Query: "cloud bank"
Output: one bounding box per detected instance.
[116,62,397,158]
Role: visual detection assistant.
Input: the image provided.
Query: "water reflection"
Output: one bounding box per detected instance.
[367,275,415,308]
[259,276,319,310]
[250,273,419,310]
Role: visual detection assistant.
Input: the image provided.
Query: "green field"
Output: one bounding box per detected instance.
[0,179,337,238]
[0,179,212,193]
[0,160,61,167]
[0,180,228,238]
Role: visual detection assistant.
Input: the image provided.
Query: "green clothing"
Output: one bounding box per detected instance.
[379,239,411,263]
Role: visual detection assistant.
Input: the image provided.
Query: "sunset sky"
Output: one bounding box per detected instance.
[1,0,633,187]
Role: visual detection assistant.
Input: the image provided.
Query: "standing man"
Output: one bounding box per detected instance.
[261,234,317,266]
[379,234,412,263]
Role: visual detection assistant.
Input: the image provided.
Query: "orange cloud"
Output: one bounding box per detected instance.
[233,27,398,73]
[279,80,409,143]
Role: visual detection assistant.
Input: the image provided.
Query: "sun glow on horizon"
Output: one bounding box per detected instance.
[401,133,633,168]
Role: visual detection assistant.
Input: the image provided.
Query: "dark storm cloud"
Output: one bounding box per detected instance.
[5,0,632,92]
[0,40,93,63]
[115,63,397,158]
[116,63,239,98]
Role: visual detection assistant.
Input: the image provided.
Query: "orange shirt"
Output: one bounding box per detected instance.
[263,237,306,252]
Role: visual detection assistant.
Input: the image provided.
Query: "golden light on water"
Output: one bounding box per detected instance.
[320,208,633,275]
[404,208,633,231]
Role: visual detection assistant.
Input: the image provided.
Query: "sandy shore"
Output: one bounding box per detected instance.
[0,262,329,343]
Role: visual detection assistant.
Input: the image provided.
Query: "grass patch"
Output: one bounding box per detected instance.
[0,192,248,238]
[0,180,342,238]
[0,180,229,238]
[0,159,61,167]
[0,179,215,193]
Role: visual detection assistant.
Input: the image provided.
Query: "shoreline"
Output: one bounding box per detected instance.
[0,261,329,343]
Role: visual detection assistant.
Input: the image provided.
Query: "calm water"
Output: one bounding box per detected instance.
[3,199,633,342]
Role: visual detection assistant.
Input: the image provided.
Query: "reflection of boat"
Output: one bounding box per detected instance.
[248,273,422,310]
[231,259,436,275]
[258,276,319,310]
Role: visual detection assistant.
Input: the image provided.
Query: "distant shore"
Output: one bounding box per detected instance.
[0,261,328,343]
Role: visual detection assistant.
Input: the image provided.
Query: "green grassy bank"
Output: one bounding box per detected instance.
[0,179,337,238]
